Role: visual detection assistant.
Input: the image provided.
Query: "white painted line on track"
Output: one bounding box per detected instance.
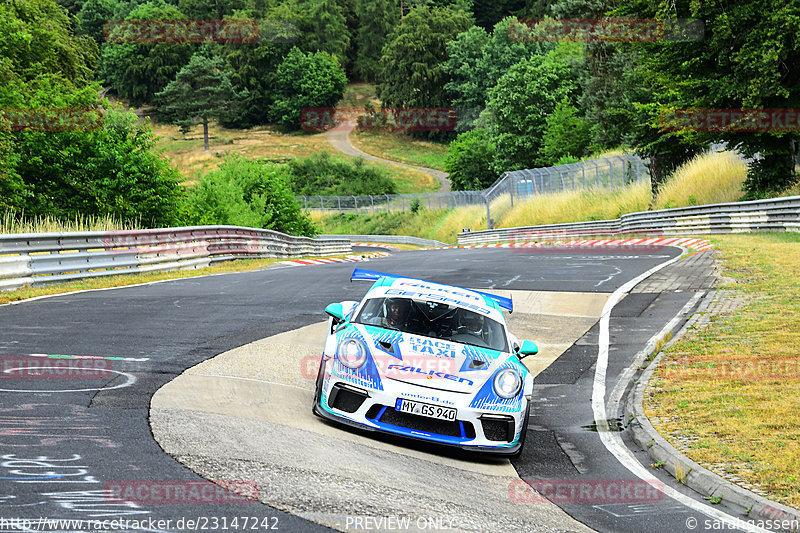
[0,368,137,393]
[192,372,310,392]
[591,247,772,532]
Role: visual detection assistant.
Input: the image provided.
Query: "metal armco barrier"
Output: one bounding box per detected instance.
[457,196,800,244]
[318,234,447,247]
[0,226,350,291]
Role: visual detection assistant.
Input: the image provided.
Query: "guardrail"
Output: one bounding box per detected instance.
[317,234,447,247]
[458,196,800,244]
[0,226,351,291]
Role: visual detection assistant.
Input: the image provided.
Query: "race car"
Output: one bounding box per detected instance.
[312,268,539,457]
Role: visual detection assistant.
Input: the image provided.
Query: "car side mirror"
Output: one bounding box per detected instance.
[518,340,539,359]
[325,303,346,324]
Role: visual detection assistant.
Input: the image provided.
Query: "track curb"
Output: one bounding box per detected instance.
[624,289,800,530]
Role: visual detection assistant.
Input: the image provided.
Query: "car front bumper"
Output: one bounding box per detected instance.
[314,368,528,456]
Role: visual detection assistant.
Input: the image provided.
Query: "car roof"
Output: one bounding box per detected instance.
[357,271,507,322]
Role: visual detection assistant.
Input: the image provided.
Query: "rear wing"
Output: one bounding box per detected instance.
[350,268,513,313]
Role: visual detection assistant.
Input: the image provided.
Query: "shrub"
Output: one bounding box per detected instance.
[287,152,397,196]
[269,47,347,129]
[184,154,317,236]
[445,129,497,191]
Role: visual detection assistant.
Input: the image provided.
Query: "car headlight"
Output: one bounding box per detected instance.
[493,368,522,399]
[337,338,368,369]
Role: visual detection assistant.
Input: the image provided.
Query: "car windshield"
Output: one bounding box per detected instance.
[353,297,508,352]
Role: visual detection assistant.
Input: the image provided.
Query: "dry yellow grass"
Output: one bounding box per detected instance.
[653,151,747,209]
[152,120,437,193]
[2,211,137,234]
[432,205,488,241]
[498,179,652,229]
[151,122,334,183]
[646,233,800,507]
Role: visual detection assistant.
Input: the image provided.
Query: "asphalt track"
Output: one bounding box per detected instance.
[0,246,755,532]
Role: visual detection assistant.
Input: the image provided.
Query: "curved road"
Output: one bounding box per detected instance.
[326,123,451,192]
[0,247,752,532]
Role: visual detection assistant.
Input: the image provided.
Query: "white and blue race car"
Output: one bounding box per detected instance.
[312,268,539,457]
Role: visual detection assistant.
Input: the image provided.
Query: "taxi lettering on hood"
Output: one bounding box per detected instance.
[408,338,456,358]
[387,364,474,386]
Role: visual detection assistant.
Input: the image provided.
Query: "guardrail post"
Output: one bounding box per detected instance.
[370,195,375,214]
[485,194,492,229]
[337,196,342,213]
[385,194,390,213]
[581,163,586,189]
[352,195,358,215]
[319,195,324,213]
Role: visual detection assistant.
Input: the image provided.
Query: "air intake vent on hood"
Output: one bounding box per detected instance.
[378,340,394,353]
[469,359,487,369]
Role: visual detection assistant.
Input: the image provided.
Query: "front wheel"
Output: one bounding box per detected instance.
[311,356,326,417]
[508,399,531,459]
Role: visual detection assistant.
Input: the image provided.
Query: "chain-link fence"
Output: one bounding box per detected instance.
[298,154,649,228]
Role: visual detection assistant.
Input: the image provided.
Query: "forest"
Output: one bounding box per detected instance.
[1,0,798,235]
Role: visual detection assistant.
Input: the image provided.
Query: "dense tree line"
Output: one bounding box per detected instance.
[3,0,798,233]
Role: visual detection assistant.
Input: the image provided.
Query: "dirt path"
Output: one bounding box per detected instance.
[326,123,451,192]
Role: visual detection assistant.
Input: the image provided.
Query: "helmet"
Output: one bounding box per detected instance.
[385,298,410,326]
[460,311,484,336]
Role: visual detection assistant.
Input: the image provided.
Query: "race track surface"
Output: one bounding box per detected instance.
[0,246,750,533]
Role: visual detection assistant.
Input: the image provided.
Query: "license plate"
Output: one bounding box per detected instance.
[395,398,457,421]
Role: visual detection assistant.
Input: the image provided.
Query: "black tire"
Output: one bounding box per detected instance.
[311,355,326,418]
[508,399,531,459]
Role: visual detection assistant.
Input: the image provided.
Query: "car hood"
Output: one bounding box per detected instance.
[339,324,517,395]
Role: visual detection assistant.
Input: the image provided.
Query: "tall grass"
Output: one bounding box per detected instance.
[498,180,653,229]
[653,150,747,209]
[1,211,138,234]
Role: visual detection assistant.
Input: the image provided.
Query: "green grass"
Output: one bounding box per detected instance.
[350,130,450,171]
[337,83,380,109]
[646,233,800,507]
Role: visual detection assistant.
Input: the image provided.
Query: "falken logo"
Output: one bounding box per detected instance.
[387,364,474,385]
[408,338,456,358]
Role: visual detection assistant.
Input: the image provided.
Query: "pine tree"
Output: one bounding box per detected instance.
[156,54,245,151]
[353,0,398,82]
[302,0,350,68]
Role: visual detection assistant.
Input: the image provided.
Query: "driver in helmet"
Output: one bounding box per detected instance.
[385,298,410,328]
[460,310,485,338]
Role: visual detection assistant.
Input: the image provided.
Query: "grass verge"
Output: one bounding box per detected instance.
[350,130,449,171]
[645,233,800,508]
